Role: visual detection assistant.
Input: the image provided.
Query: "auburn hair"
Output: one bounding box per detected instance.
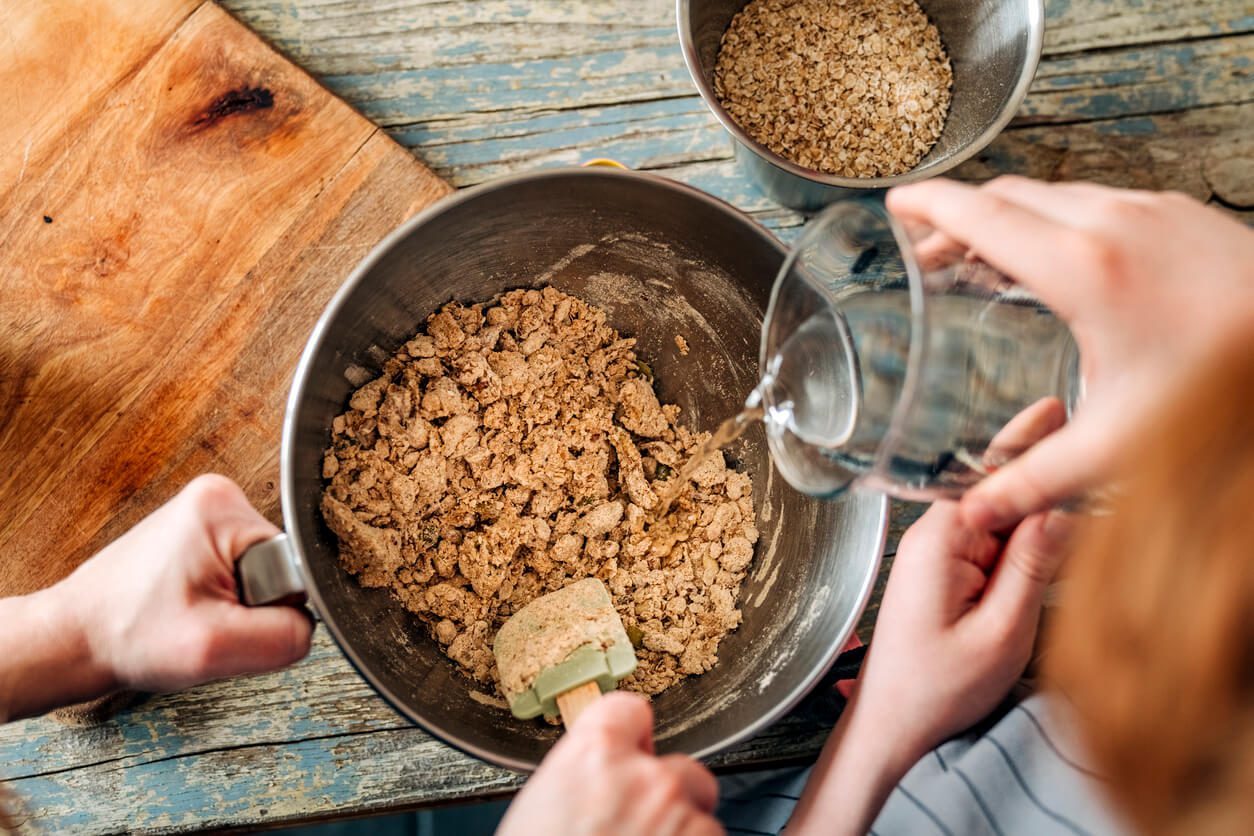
[1046,341,1254,835]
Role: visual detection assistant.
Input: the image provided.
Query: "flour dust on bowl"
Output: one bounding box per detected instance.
[240,168,888,770]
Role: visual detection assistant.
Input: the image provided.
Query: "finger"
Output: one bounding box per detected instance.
[680,813,726,836]
[984,397,1068,470]
[657,754,719,814]
[911,230,1011,296]
[886,179,1088,320]
[179,474,280,561]
[912,227,968,273]
[203,602,314,679]
[900,501,1002,575]
[961,414,1119,531]
[571,691,655,754]
[980,175,1131,227]
[977,510,1076,632]
[896,501,959,560]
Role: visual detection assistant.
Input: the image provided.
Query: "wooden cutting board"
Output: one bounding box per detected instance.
[0,0,452,597]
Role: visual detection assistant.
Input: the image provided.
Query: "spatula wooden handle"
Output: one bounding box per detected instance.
[556,681,602,727]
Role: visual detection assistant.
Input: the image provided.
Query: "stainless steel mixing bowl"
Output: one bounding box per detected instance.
[678,0,1045,210]
[245,167,888,771]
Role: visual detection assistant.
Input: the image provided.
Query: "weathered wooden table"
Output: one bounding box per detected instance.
[2,0,1251,831]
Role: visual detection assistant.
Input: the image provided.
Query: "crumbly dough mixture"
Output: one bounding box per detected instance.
[320,287,759,697]
[714,0,953,178]
[494,578,629,704]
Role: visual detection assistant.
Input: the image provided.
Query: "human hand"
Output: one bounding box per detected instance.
[788,501,1071,836]
[498,692,721,836]
[63,474,312,693]
[853,502,1071,756]
[887,177,1254,529]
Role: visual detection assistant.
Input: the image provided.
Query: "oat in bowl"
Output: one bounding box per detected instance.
[714,0,952,179]
[679,0,1046,209]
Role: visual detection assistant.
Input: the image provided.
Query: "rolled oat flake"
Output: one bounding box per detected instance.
[714,0,953,178]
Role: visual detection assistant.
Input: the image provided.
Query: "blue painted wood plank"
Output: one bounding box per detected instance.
[302,31,1254,211]
[4,0,1251,831]
[321,42,695,125]
[1020,35,1254,121]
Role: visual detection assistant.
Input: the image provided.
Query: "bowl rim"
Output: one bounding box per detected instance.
[280,166,891,771]
[676,0,1046,189]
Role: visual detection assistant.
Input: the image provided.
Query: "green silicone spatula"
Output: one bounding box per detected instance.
[493,577,638,727]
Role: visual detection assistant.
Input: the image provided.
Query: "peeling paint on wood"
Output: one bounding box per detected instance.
[216,0,1252,218]
[4,0,1251,831]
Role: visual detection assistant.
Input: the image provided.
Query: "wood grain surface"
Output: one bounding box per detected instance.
[0,0,450,597]
[214,0,1252,222]
[1,0,1251,831]
[0,0,199,191]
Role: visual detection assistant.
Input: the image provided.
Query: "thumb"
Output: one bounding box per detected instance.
[657,754,719,813]
[984,397,1068,469]
[202,602,313,680]
[568,691,655,754]
[962,415,1116,531]
[979,511,1074,632]
[178,474,279,561]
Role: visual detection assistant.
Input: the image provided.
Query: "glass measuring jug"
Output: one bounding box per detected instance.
[755,195,1082,500]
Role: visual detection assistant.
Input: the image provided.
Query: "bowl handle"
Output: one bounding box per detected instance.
[236,533,307,607]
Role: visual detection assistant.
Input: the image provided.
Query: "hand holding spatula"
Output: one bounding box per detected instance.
[493,578,637,726]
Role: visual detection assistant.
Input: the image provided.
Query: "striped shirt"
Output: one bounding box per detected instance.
[717,693,1131,835]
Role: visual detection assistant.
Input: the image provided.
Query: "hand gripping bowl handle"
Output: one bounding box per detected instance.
[236,533,307,607]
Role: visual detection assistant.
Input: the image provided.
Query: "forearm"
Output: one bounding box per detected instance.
[0,583,117,723]
[787,686,929,836]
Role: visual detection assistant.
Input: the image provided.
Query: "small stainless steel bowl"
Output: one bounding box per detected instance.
[678,0,1045,211]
